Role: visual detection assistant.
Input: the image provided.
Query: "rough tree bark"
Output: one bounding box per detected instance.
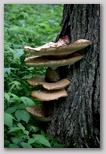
[46,4,100,148]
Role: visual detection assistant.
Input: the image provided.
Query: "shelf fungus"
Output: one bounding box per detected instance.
[24,36,92,121]
[27,77,71,90]
[24,53,84,69]
[31,89,68,101]
[24,36,92,57]
[26,104,52,121]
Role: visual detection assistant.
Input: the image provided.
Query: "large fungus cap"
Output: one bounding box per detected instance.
[27,77,71,90]
[24,38,92,57]
[31,89,68,101]
[26,105,52,121]
[24,53,84,68]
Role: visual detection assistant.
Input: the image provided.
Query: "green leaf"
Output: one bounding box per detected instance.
[19,12,29,19]
[48,19,55,26]
[6,106,17,113]
[4,93,10,102]
[7,93,21,104]
[9,81,22,91]
[32,143,43,148]
[22,74,33,79]
[28,138,35,144]
[17,123,29,135]
[21,97,35,107]
[9,26,19,31]
[29,134,51,148]
[40,130,45,136]
[4,140,10,147]
[17,123,25,131]
[14,49,24,60]
[21,142,32,148]
[4,112,14,128]
[29,125,39,133]
[9,144,17,148]
[15,109,30,123]
[11,135,23,145]
[17,103,26,109]
[4,68,11,75]
[8,127,20,134]
[39,23,47,28]
[23,130,29,136]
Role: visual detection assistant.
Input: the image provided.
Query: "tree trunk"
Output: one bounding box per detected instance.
[46,4,100,148]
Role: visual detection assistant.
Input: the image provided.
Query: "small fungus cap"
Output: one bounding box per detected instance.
[31,89,68,101]
[26,105,52,121]
[27,77,71,90]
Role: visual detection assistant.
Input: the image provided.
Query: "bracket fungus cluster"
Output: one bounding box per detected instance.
[24,36,92,121]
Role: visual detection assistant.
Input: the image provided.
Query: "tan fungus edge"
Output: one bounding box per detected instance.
[27,77,71,90]
[24,39,92,56]
[24,53,84,68]
[31,89,68,101]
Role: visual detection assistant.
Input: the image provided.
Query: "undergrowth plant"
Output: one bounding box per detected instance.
[4,4,65,148]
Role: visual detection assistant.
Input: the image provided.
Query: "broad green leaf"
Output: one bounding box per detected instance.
[19,12,29,19]
[39,23,47,28]
[23,130,29,136]
[11,135,23,145]
[14,49,24,60]
[17,103,26,109]
[6,106,17,113]
[22,74,33,79]
[9,26,19,31]
[32,143,43,148]
[28,138,35,144]
[4,93,10,102]
[8,93,21,104]
[15,109,30,123]
[8,127,20,134]
[4,112,14,128]
[30,134,51,148]
[4,68,11,75]
[21,142,32,148]
[9,144,17,148]
[27,67,34,71]
[17,123,29,135]
[17,123,25,131]
[48,19,55,26]
[21,97,35,107]
[4,67,17,76]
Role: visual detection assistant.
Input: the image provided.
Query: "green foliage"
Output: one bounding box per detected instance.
[4,4,64,148]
